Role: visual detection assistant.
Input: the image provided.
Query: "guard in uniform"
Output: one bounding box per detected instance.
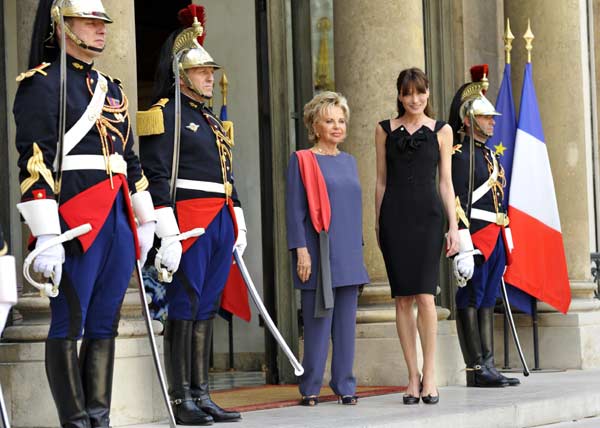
[14,1,156,426]
[448,66,520,388]
[138,5,245,425]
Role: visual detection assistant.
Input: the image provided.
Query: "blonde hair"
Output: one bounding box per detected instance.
[303,91,350,143]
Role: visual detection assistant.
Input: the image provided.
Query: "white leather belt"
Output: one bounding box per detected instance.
[470,208,509,226]
[176,179,225,194]
[61,154,127,176]
[63,73,108,156]
[472,151,499,204]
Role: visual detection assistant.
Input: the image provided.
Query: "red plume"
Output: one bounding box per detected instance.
[470,64,489,83]
[177,5,207,45]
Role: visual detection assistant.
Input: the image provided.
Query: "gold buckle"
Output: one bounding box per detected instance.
[496,213,509,226]
[224,182,233,198]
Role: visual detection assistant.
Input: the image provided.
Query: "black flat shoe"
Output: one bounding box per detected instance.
[402,394,420,405]
[421,390,439,405]
[300,395,318,406]
[338,395,358,405]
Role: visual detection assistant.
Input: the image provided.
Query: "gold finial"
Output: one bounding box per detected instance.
[220,73,228,106]
[523,19,534,63]
[315,17,334,91]
[504,18,515,65]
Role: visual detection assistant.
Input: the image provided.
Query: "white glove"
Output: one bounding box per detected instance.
[233,207,247,257]
[137,221,156,266]
[454,229,475,287]
[157,236,182,272]
[457,254,475,280]
[33,234,65,285]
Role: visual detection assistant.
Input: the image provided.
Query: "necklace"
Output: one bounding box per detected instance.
[311,145,340,156]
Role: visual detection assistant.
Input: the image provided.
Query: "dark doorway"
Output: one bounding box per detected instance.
[135,0,190,109]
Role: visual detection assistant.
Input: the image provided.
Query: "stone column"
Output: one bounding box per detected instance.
[498,0,600,369]
[331,0,463,387]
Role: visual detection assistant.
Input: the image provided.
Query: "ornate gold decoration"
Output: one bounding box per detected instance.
[524,19,534,63]
[315,17,334,91]
[135,173,149,193]
[455,196,470,228]
[220,73,228,107]
[16,62,51,82]
[504,18,515,65]
[172,17,204,56]
[21,143,55,195]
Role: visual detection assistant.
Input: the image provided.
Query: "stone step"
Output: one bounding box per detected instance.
[121,369,600,428]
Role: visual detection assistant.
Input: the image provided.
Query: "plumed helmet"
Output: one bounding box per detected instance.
[448,64,500,139]
[51,0,113,24]
[173,5,220,70]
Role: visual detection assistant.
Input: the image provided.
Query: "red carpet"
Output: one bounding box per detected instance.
[210,384,406,412]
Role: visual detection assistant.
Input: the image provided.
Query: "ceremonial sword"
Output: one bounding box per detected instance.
[233,248,304,376]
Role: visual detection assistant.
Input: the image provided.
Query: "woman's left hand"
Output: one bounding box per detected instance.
[445,227,460,257]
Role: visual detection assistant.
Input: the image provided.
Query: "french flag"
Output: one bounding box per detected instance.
[503,63,571,314]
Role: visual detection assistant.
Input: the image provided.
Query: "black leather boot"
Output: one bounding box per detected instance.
[79,338,115,427]
[479,307,520,386]
[164,319,214,425]
[191,319,241,422]
[45,339,92,428]
[456,308,508,388]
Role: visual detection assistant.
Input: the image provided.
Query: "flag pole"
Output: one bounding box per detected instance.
[523,18,542,371]
[502,17,514,370]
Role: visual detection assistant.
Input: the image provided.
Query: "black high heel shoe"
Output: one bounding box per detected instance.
[300,395,318,406]
[403,379,422,405]
[421,389,439,405]
[337,395,358,405]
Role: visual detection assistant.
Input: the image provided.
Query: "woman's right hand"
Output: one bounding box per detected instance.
[296,247,311,283]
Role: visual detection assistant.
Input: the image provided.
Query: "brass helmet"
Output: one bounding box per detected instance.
[50,0,112,53]
[459,78,501,120]
[51,0,113,24]
[173,5,221,99]
[173,12,221,71]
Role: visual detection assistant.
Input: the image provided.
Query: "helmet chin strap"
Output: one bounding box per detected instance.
[472,116,492,138]
[179,65,212,101]
[63,22,104,53]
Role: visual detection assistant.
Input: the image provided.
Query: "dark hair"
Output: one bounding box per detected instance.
[395,67,433,118]
[29,0,57,68]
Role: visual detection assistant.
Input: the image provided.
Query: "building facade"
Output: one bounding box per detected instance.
[1,0,600,425]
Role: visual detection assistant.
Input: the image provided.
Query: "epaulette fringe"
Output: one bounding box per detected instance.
[136,99,169,136]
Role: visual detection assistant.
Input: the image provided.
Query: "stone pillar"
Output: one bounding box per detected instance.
[497,0,600,369]
[331,0,463,387]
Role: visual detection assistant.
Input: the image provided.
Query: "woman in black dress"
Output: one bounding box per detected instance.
[375,68,459,404]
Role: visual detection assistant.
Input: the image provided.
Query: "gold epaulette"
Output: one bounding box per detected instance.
[222,120,235,146]
[137,99,169,136]
[16,62,51,82]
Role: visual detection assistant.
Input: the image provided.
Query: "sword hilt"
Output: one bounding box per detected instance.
[155,227,205,283]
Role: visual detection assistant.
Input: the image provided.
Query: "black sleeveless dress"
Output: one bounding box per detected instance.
[378,119,445,297]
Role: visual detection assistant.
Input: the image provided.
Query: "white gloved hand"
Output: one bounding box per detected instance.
[457,254,475,280]
[33,234,65,285]
[137,221,156,266]
[158,236,182,272]
[233,207,247,257]
[453,229,476,287]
